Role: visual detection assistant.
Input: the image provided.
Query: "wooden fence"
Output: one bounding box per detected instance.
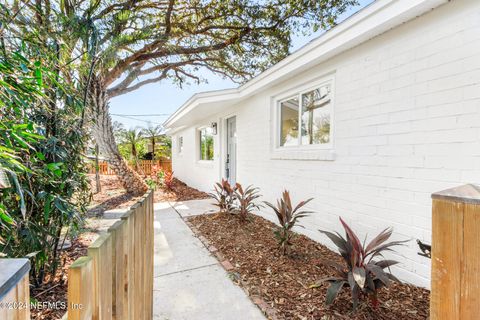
[0,259,30,320]
[89,160,172,176]
[65,190,154,320]
[431,184,480,320]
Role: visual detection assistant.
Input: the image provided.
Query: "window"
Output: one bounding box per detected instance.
[280,97,299,146]
[279,82,332,147]
[178,136,183,154]
[199,127,214,160]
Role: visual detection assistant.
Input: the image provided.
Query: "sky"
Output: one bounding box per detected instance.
[109,0,373,129]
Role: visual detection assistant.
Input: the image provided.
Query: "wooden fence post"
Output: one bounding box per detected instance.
[64,190,154,320]
[88,233,113,320]
[0,259,30,320]
[68,257,94,320]
[108,220,127,319]
[121,209,135,320]
[431,184,480,320]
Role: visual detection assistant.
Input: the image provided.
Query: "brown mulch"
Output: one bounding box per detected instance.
[30,233,97,320]
[188,213,430,320]
[87,174,141,216]
[87,175,208,216]
[154,178,209,202]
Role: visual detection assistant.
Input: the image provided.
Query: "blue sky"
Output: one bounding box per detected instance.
[110,0,373,129]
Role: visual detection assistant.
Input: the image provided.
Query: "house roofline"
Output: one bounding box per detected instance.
[163,0,448,130]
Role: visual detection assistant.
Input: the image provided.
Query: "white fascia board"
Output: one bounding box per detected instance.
[163,0,447,129]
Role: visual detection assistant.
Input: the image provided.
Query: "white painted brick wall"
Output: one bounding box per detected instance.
[169,0,480,288]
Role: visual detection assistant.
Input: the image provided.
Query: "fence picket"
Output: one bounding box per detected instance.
[89,160,172,175]
[88,234,113,320]
[67,257,94,320]
[64,191,154,320]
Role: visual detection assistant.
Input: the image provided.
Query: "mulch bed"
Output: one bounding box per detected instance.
[87,174,141,216]
[30,233,97,320]
[87,175,208,216]
[154,178,209,202]
[187,213,430,320]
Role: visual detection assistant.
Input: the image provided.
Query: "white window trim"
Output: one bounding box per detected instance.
[177,136,184,156]
[271,74,336,161]
[197,126,215,162]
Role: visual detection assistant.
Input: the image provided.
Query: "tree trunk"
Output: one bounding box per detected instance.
[89,78,148,195]
[152,138,156,160]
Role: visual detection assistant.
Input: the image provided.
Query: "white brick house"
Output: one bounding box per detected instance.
[163,0,480,288]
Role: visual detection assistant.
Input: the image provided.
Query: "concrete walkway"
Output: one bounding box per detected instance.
[152,199,265,320]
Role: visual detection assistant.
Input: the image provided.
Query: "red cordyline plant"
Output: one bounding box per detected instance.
[234,183,262,221]
[264,190,313,255]
[317,217,408,310]
[208,179,237,213]
[164,171,174,190]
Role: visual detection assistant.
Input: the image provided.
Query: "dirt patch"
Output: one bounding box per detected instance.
[187,213,430,320]
[30,233,97,320]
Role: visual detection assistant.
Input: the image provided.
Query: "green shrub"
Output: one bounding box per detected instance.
[0,40,89,287]
[145,178,157,190]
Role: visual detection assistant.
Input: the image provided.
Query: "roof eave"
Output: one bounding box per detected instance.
[164,0,448,130]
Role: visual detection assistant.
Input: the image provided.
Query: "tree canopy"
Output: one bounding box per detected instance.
[2,0,358,193]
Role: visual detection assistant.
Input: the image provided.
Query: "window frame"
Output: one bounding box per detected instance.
[274,76,334,151]
[177,136,184,155]
[198,126,214,161]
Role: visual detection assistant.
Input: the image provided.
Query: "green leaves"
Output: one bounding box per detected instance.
[0,37,89,287]
[46,162,64,178]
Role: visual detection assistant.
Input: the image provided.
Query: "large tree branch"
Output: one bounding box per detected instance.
[107,69,170,97]
[104,27,250,85]
[107,56,253,97]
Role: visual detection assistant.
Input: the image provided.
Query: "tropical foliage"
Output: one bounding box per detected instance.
[234,183,262,222]
[0,40,89,286]
[264,191,313,254]
[317,218,408,309]
[163,170,175,190]
[1,0,358,193]
[117,128,146,168]
[209,179,237,213]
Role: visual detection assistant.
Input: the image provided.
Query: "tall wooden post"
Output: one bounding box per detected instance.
[94,144,102,193]
[0,259,30,320]
[431,184,480,320]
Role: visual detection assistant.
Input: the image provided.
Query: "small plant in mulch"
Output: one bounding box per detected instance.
[163,170,174,190]
[264,190,313,255]
[145,178,157,190]
[208,179,237,213]
[315,217,408,310]
[233,183,262,221]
